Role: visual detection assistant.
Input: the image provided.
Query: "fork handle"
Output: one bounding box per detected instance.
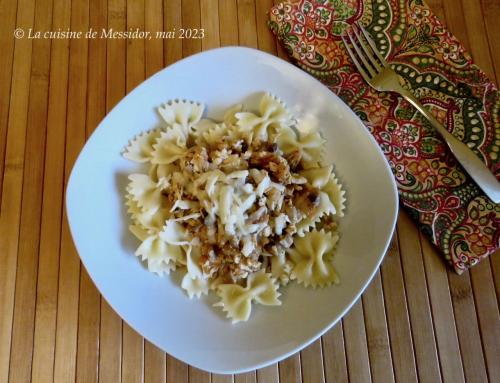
[399,89,500,203]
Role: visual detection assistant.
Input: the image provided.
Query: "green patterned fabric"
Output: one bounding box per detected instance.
[269,0,499,273]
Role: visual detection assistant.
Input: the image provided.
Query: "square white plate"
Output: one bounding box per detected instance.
[66,46,398,374]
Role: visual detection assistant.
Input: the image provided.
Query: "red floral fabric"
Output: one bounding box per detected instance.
[268,0,499,273]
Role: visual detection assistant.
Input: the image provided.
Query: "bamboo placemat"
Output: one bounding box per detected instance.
[0,0,499,382]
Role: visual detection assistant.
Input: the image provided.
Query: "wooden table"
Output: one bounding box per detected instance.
[1,0,499,382]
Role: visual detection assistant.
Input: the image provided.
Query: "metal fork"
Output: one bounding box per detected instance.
[342,23,500,203]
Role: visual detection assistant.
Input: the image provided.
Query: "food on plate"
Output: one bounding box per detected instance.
[122,93,346,323]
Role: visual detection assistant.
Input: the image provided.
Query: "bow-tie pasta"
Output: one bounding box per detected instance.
[235,93,292,142]
[181,245,210,298]
[158,99,204,139]
[123,129,161,163]
[288,230,340,288]
[122,93,347,322]
[215,271,281,323]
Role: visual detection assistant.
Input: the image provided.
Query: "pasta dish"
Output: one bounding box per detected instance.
[122,93,346,323]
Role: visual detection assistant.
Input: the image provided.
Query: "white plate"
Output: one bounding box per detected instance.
[66,46,398,374]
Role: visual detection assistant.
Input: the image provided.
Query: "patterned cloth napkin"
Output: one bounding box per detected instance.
[268,0,500,273]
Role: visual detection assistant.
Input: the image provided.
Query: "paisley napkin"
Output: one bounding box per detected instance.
[268,0,500,273]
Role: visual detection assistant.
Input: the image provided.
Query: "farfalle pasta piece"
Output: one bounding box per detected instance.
[135,234,184,276]
[123,129,161,163]
[129,224,149,242]
[151,129,187,164]
[147,259,177,276]
[201,122,238,145]
[288,230,340,288]
[184,245,203,278]
[250,271,281,305]
[299,164,333,189]
[158,99,204,139]
[127,174,164,212]
[223,103,243,125]
[296,192,336,236]
[191,118,217,142]
[125,193,168,232]
[159,219,191,245]
[235,93,292,141]
[151,163,179,181]
[215,271,281,323]
[271,252,292,285]
[323,173,346,218]
[277,126,325,164]
[214,284,252,323]
[181,274,210,298]
[181,246,209,298]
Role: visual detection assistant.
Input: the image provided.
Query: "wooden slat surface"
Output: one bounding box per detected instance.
[99,1,127,381]
[53,0,89,380]
[31,0,71,380]
[0,0,499,382]
[76,2,107,383]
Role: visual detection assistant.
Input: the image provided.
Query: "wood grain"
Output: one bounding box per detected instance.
[146,0,165,76]
[234,371,256,383]
[481,0,500,84]
[99,1,127,381]
[182,0,202,57]
[0,0,499,382]
[212,374,234,383]
[145,342,166,383]
[469,262,500,382]
[75,1,107,382]
[167,355,188,382]
[189,366,210,383]
[459,0,495,79]
[342,301,371,383]
[441,0,469,48]
[491,255,500,307]
[0,19,33,379]
[255,0,276,54]
[420,233,465,383]
[28,0,70,380]
[0,0,33,361]
[300,340,325,383]
[0,0,17,209]
[397,212,441,383]
[144,3,168,381]
[200,0,220,50]
[237,0,258,48]
[321,323,348,383]
[123,2,147,381]
[99,301,123,382]
[53,0,90,379]
[362,272,394,383]
[380,231,418,383]
[218,0,239,46]
[164,0,183,65]
[8,0,53,380]
[447,270,488,382]
[279,354,301,383]
[257,364,279,383]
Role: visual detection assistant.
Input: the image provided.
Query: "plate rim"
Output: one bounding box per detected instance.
[66,45,399,374]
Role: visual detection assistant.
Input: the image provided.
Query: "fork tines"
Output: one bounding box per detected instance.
[342,23,387,82]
